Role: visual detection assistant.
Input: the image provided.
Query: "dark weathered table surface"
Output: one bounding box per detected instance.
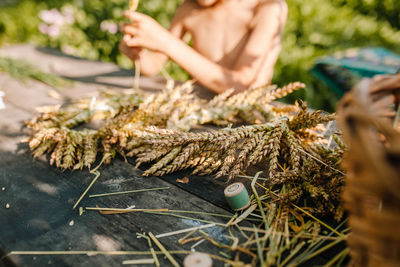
[0,45,241,267]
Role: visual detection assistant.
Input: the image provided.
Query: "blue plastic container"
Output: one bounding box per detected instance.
[311,47,400,97]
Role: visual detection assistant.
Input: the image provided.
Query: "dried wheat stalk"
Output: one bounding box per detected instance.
[25,80,344,218]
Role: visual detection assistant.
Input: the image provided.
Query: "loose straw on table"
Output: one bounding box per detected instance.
[85,207,231,225]
[122,258,154,265]
[73,171,100,210]
[148,232,180,267]
[85,207,169,214]
[136,233,160,267]
[155,223,216,238]
[72,154,108,210]
[89,187,169,198]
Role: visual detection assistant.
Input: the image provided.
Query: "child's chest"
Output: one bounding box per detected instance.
[183,5,255,64]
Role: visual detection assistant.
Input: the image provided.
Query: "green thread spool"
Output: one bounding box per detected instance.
[224,182,250,211]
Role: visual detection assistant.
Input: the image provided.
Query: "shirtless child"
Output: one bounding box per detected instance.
[119,0,287,94]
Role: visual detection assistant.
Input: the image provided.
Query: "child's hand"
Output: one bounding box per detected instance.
[119,35,142,61]
[369,74,400,94]
[363,74,400,118]
[121,11,171,53]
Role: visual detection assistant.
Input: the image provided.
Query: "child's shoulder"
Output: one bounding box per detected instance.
[252,0,288,24]
[256,0,287,12]
[173,0,201,22]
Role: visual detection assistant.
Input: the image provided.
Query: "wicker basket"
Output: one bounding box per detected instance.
[337,86,400,267]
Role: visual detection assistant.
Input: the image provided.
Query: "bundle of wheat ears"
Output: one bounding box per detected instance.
[25,80,345,220]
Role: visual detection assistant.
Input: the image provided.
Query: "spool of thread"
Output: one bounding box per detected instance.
[183,252,212,267]
[224,182,250,211]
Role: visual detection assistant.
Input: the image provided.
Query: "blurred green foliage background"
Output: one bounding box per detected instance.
[0,0,399,111]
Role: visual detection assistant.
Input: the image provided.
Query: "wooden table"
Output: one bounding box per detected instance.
[0,45,238,267]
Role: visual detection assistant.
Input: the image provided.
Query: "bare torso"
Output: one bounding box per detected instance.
[120,0,287,93]
[179,0,287,86]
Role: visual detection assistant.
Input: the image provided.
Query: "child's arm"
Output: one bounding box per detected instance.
[120,2,190,76]
[123,1,287,93]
